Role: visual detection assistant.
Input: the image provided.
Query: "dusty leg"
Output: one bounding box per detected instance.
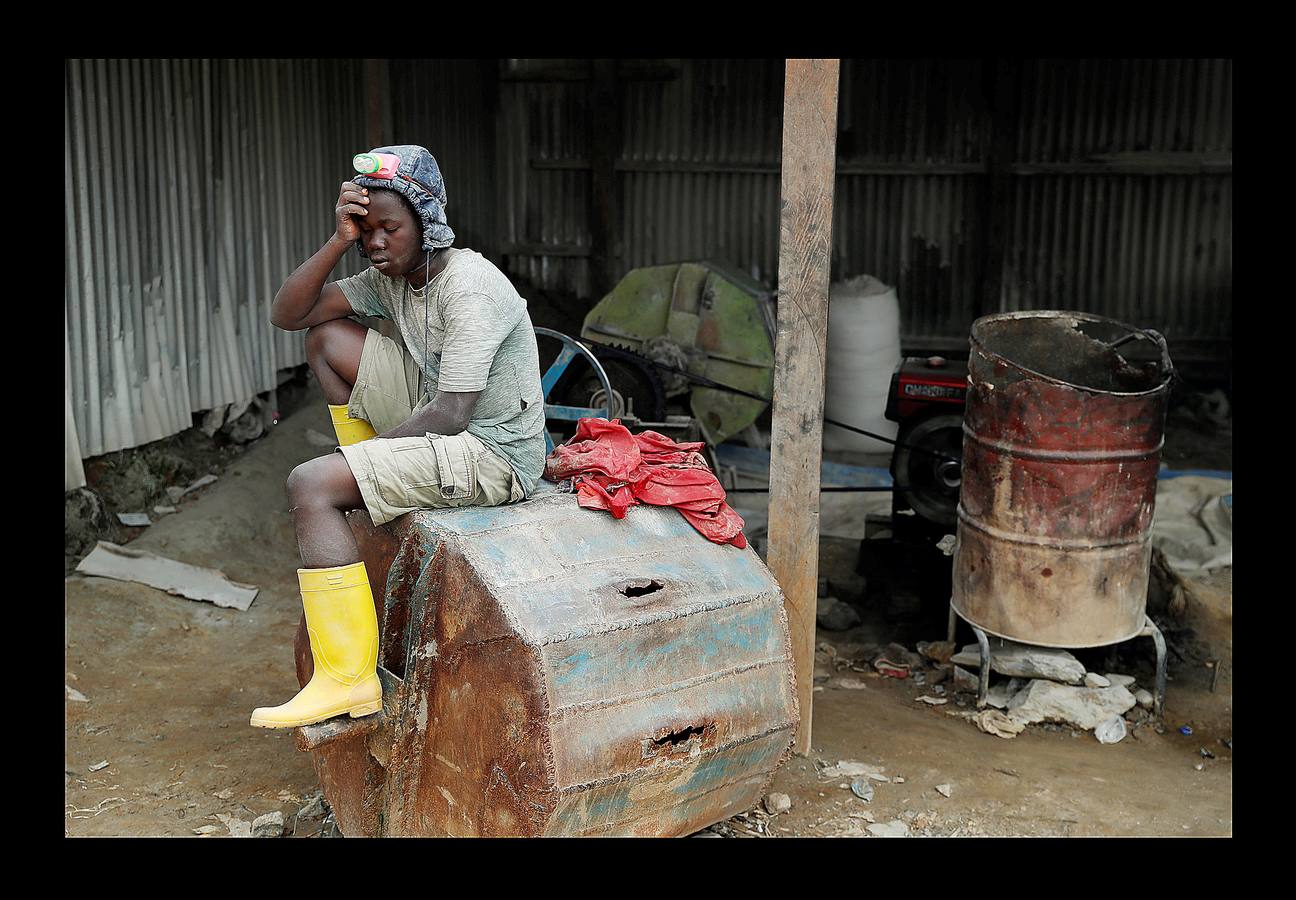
[286,453,367,568]
[287,453,367,686]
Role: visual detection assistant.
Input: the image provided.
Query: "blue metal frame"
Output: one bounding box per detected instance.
[535,327,614,454]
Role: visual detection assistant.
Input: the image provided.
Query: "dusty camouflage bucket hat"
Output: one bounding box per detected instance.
[351,144,455,255]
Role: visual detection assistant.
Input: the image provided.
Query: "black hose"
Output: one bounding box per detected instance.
[637,358,961,464]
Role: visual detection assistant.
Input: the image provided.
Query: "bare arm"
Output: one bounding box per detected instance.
[269,181,371,331]
[378,389,482,439]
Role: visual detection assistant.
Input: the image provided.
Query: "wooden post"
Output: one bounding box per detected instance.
[768,59,840,756]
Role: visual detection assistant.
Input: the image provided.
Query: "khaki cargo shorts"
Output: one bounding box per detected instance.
[338,328,524,526]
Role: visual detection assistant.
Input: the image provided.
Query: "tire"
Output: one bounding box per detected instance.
[891,412,964,529]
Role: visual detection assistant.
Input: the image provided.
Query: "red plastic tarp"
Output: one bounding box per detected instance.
[543,418,747,548]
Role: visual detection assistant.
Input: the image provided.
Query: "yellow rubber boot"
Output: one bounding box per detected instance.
[329,403,377,446]
[250,562,381,729]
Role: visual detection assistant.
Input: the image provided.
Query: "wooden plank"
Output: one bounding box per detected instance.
[767,58,840,756]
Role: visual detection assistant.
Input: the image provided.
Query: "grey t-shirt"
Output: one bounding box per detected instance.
[336,250,546,495]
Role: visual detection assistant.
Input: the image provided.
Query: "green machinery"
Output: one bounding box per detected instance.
[556,261,776,446]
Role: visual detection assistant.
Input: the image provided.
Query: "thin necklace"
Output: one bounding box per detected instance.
[401,251,435,400]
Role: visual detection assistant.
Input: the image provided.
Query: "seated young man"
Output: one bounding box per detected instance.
[251,145,545,729]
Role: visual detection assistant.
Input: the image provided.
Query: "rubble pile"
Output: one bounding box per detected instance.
[814,631,1157,746]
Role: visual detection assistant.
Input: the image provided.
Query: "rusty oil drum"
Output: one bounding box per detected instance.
[951,311,1174,648]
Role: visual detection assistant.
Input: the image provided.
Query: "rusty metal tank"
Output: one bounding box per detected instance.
[951,311,1174,648]
[292,483,798,836]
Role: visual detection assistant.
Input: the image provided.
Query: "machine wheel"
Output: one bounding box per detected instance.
[535,328,615,454]
[891,413,964,529]
[551,344,668,423]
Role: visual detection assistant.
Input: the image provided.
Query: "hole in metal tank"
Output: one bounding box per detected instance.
[652,724,706,748]
[621,579,664,598]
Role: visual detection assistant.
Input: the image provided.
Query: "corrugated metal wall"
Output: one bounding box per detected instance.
[496,57,1231,357]
[1003,59,1232,356]
[64,58,370,485]
[388,59,498,260]
[66,58,1231,488]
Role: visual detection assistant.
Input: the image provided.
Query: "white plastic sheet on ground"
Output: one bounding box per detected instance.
[1152,475,1233,574]
[75,541,259,611]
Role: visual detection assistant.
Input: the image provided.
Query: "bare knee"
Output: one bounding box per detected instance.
[287,456,363,513]
[304,320,342,368]
[304,320,366,405]
[287,458,332,512]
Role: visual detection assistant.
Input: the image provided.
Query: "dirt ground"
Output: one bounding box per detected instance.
[64,373,1232,838]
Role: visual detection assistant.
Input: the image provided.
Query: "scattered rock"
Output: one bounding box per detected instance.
[252,811,285,838]
[1105,673,1137,689]
[917,640,957,664]
[816,596,861,631]
[1084,673,1111,689]
[950,640,1085,684]
[297,792,327,821]
[763,793,791,815]
[822,760,888,781]
[220,398,266,444]
[1135,689,1154,709]
[200,405,229,437]
[1094,715,1127,744]
[153,505,178,516]
[984,677,1028,709]
[66,684,89,703]
[953,665,978,692]
[893,777,905,784]
[1006,680,1137,730]
[192,825,221,836]
[850,779,874,802]
[936,534,957,556]
[216,814,252,837]
[848,810,875,824]
[165,486,187,504]
[915,695,947,705]
[867,820,909,838]
[830,676,869,690]
[935,783,952,798]
[213,788,235,801]
[88,760,110,772]
[974,708,1025,739]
